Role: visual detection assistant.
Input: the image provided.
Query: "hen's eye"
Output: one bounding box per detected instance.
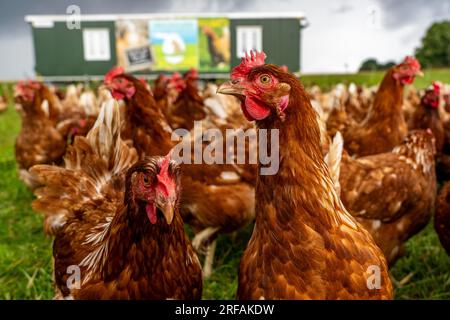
[259,74,271,84]
[143,175,150,185]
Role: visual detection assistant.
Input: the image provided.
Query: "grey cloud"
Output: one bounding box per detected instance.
[332,4,354,14]
[375,0,450,29]
[0,0,255,35]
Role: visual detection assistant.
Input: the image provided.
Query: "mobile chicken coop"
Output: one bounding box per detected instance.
[25,12,308,81]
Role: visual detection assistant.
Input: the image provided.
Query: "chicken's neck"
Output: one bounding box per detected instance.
[420,106,440,122]
[126,88,175,155]
[24,99,45,119]
[255,82,357,234]
[365,70,404,124]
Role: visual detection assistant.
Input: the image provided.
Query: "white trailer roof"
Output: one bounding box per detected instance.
[25,12,306,24]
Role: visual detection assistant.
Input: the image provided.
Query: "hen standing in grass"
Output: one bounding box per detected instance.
[218,51,392,299]
[31,99,202,299]
[14,81,66,189]
[342,57,423,157]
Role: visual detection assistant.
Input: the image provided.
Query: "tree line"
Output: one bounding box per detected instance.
[359,21,450,72]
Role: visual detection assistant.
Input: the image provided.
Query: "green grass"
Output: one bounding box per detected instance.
[0,74,449,300]
[301,68,450,91]
[0,106,53,299]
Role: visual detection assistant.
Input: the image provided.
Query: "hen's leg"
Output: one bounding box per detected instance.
[203,240,217,279]
[192,227,220,278]
[192,227,220,254]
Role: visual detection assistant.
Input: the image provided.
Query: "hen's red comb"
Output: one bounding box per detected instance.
[402,56,421,72]
[432,81,441,94]
[185,68,199,79]
[104,66,125,84]
[170,72,186,92]
[16,80,26,90]
[156,151,175,197]
[231,50,267,80]
[171,72,182,81]
[159,152,171,175]
[16,80,41,90]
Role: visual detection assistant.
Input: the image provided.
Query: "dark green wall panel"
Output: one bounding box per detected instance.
[230,19,300,72]
[33,21,116,76]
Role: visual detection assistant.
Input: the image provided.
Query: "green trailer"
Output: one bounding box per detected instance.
[25,12,307,81]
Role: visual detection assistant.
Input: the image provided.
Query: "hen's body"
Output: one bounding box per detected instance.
[32,100,202,299]
[53,204,202,299]
[117,75,174,157]
[340,131,436,264]
[15,84,66,188]
[343,68,409,157]
[166,77,207,131]
[16,116,65,170]
[225,63,392,300]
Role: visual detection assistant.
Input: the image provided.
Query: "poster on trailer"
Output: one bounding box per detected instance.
[198,18,230,72]
[149,19,199,71]
[115,19,154,72]
[114,18,231,72]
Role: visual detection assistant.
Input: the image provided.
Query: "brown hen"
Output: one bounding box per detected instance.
[343,57,422,157]
[31,99,202,299]
[218,51,392,299]
[14,81,66,188]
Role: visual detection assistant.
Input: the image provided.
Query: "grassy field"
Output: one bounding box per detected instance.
[300,68,450,90]
[0,72,449,300]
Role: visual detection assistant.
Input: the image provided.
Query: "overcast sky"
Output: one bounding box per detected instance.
[0,0,449,79]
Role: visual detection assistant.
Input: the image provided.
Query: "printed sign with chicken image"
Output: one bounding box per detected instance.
[198,18,230,72]
[149,19,199,70]
[115,20,155,72]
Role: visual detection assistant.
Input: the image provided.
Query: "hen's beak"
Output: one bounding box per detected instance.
[157,201,175,225]
[217,81,246,99]
[416,70,424,77]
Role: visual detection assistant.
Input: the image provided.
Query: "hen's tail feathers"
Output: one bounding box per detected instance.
[30,99,138,235]
[79,91,98,116]
[325,131,344,196]
[64,98,137,182]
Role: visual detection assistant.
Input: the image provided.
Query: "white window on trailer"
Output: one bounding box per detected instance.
[236,26,262,58]
[82,28,111,61]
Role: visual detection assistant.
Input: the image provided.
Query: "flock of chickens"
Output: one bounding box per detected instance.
[10,51,450,300]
